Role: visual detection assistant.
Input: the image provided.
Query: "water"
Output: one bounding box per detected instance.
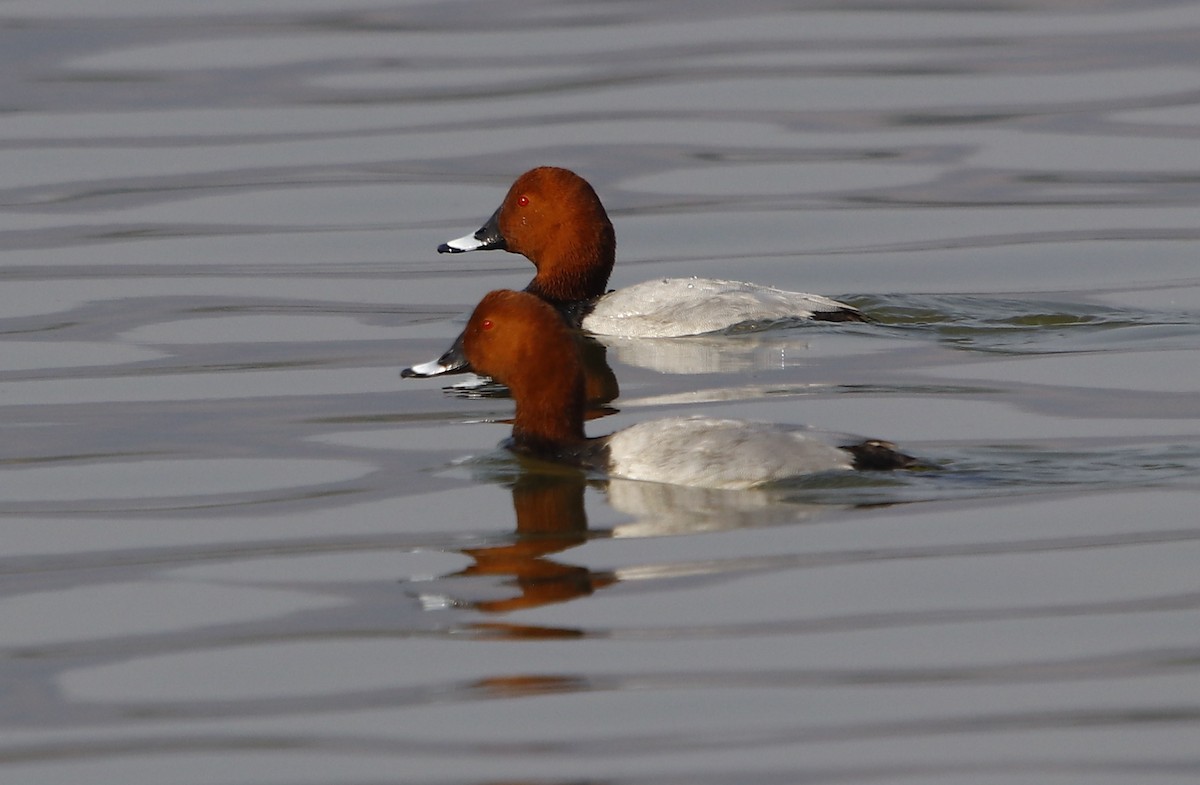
[3,1,1199,783]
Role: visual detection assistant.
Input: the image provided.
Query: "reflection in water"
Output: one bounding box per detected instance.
[600,327,820,375]
[433,465,850,636]
[454,473,615,614]
[580,336,621,406]
[606,478,834,537]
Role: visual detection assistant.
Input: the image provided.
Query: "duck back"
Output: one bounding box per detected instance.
[583,278,863,337]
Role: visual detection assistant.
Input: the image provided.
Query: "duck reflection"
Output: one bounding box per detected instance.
[598,328,823,376]
[446,470,616,616]
[430,465,844,633]
[604,477,832,538]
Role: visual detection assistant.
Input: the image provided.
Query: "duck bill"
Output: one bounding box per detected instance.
[437,206,506,253]
[400,331,471,378]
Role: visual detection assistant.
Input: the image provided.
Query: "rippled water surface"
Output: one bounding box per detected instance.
[3,1,1200,783]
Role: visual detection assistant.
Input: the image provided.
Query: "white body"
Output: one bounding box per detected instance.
[582,277,855,338]
[603,415,854,490]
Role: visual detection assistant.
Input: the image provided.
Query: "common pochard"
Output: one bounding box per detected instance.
[402,166,864,378]
[458,289,919,490]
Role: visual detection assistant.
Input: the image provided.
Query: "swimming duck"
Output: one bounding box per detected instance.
[403,166,863,378]
[457,289,917,490]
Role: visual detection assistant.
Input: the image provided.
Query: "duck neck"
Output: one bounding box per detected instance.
[526,219,615,304]
[508,361,588,458]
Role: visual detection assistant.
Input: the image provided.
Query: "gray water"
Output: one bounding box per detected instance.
[3,1,1199,783]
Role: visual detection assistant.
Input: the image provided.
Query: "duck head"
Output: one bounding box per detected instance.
[439,167,616,305]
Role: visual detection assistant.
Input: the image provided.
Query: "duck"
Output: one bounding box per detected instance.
[457,289,919,490]
[402,166,864,378]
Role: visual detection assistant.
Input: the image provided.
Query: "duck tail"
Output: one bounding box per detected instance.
[843,439,931,471]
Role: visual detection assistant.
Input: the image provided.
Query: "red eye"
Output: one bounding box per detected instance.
[517,195,529,207]
[481,319,494,331]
